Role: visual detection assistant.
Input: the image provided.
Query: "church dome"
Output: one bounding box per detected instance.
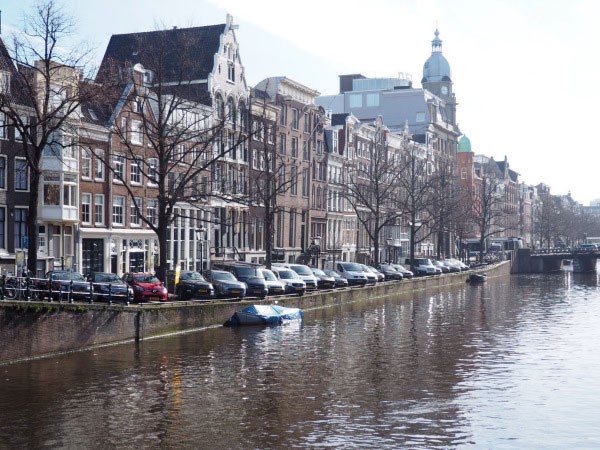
[458,135,472,153]
[421,29,452,83]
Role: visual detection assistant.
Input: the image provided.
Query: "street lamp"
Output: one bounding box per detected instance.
[386,238,393,263]
[195,226,206,271]
[408,219,422,274]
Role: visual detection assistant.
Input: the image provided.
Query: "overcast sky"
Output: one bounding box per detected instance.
[3,0,598,204]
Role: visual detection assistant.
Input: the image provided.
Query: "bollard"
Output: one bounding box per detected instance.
[126,287,131,306]
[108,283,113,305]
[69,280,74,303]
[89,281,94,304]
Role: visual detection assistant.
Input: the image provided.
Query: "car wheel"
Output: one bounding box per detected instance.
[176,287,187,301]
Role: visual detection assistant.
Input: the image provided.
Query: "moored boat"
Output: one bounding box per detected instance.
[225,304,303,326]
[467,273,487,283]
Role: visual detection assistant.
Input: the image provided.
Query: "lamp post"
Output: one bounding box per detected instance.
[386,238,393,263]
[195,226,205,271]
[408,219,422,274]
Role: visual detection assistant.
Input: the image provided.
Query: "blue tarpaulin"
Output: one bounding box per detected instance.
[228,304,303,326]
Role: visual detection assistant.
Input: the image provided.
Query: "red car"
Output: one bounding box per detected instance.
[122,272,168,302]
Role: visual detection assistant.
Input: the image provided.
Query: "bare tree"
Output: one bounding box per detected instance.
[95,26,251,281]
[472,170,507,260]
[0,0,99,274]
[342,118,405,266]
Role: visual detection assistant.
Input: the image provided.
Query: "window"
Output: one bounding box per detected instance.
[349,94,362,108]
[113,196,125,225]
[291,137,298,158]
[131,197,142,226]
[302,168,309,197]
[15,159,29,191]
[289,208,296,247]
[130,158,141,184]
[0,156,5,189]
[14,208,27,249]
[291,108,299,129]
[226,97,234,122]
[131,120,143,145]
[113,154,125,181]
[14,115,27,141]
[290,166,297,195]
[147,199,158,226]
[94,149,104,180]
[303,113,310,133]
[148,158,158,185]
[0,113,6,139]
[279,104,287,126]
[82,193,91,224]
[94,194,104,225]
[252,149,258,170]
[81,148,91,179]
[63,174,77,207]
[279,134,286,154]
[461,167,467,179]
[303,141,309,160]
[0,71,9,94]
[43,173,61,205]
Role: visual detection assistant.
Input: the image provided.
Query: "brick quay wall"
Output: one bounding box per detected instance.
[0,262,509,364]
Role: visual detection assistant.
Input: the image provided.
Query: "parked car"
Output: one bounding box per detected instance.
[122,272,168,302]
[403,258,438,276]
[40,270,92,301]
[440,260,461,273]
[272,263,318,291]
[260,269,286,296]
[391,264,414,279]
[212,262,268,298]
[311,268,336,289]
[166,270,214,300]
[324,270,349,288]
[360,264,379,285]
[85,271,133,302]
[202,269,246,299]
[270,267,306,296]
[323,261,368,286]
[447,259,469,271]
[378,264,403,281]
[432,260,449,274]
[367,265,385,282]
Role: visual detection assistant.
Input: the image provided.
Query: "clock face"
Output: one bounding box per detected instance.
[441,86,448,95]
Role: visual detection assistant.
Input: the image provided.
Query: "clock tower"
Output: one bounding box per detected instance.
[422,29,457,126]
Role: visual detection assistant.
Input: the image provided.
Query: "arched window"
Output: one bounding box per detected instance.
[215,94,224,120]
[226,97,235,124]
[238,101,246,131]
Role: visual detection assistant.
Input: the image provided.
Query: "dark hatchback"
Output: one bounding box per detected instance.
[311,268,336,289]
[166,270,215,300]
[86,272,133,302]
[202,270,246,299]
[40,270,93,301]
[212,263,268,298]
[377,264,403,281]
[324,270,349,288]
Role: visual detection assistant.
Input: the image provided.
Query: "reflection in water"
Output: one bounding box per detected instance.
[2,272,600,448]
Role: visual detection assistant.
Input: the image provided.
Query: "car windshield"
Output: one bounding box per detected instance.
[213,271,236,282]
[360,265,372,272]
[261,269,277,281]
[235,267,263,278]
[325,270,340,278]
[340,263,362,272]
[180,272,204,281]
[133,274,160,283]
[51,272,85,281]
[312,268,326,276]
[277,270,298,280]
[94,273,121,283]
[415,259,432,265]
[381,265,395,270]
[291,265,312,276]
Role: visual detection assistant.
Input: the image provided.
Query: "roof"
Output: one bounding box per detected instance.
[96,24,225,84]
[458,135,472,153]
[422,29,452,83]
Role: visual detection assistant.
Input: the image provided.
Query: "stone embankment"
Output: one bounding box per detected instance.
[0,262,509,364]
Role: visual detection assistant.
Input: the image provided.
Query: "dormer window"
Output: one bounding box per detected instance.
[227,63,235,82]
[0,71,9,93]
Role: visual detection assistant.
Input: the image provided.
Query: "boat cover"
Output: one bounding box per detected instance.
[229,304,303,326]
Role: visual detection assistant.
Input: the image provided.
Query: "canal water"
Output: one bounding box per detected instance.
[2,272,600,449]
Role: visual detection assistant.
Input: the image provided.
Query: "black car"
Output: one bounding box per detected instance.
[378,264,403,281]
[202,270,246,299]
[40,270,92,301]
[324,270,349,288]
[311,268,336,289]
[86,272,133,302]
[212,262,268,298]
[166,270,215,300]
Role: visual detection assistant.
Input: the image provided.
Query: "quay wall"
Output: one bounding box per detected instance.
[0,262,509,364]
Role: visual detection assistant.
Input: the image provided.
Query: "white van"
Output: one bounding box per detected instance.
[403,258,438,276]
[323,261,368,286]
[272,263,318,290]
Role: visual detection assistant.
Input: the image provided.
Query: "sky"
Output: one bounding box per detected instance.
[2,0,599,204]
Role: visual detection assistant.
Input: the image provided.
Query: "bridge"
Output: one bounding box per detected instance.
[511,248,599,273]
